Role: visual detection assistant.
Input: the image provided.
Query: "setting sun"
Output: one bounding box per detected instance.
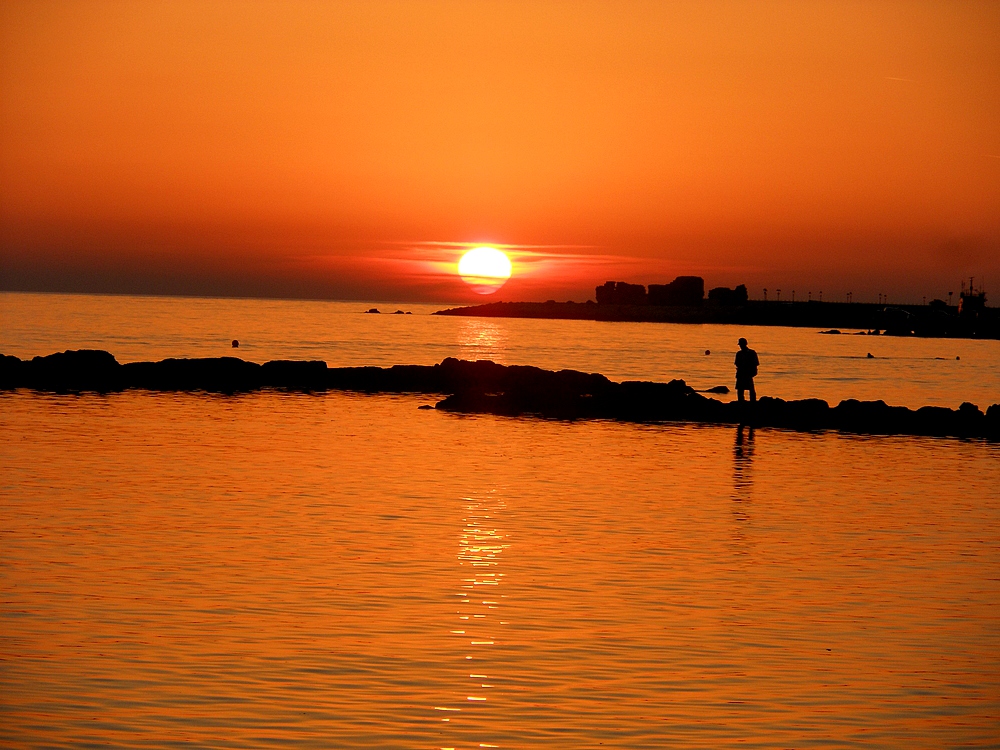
[458,247,512,294]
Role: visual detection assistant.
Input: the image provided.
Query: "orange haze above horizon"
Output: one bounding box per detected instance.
[1,1,998,304]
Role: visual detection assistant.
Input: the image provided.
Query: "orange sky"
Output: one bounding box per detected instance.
[2,1,998,303]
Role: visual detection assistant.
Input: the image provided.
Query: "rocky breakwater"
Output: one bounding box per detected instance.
[2,350,998,441]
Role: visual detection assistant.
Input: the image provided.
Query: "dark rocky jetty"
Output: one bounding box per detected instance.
[2,350,997,441]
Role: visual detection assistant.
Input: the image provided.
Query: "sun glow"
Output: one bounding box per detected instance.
[458,247,512,294]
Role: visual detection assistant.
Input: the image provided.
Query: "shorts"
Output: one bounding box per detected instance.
[736,375,755,390]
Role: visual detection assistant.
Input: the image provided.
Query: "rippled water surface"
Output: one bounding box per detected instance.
[2,293,1000,747]
[2,390,998,748]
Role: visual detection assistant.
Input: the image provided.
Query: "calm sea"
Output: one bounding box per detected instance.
[1,292,999,748]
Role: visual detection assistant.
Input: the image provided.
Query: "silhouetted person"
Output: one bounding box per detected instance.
[735,337,758,405]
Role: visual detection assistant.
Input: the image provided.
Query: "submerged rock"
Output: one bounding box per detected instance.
[1,350,996,441]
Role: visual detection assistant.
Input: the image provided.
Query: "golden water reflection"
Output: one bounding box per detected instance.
[436,492,510,749]
[457,318,509,363]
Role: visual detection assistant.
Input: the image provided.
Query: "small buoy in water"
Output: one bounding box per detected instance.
[866,352,874,358]
[956,355,960,360]
[705,349,711,355]
[232,340,240,348]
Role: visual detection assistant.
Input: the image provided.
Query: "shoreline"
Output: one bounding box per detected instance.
[2,350,997,441]
[433,300,1000,339]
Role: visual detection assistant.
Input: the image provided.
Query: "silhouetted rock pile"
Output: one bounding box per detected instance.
[0,350,331,393]
[2,350,997,441]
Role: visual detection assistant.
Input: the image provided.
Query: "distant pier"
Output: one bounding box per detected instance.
[434,277,999,339]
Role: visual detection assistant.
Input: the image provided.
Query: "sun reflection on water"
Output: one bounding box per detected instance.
[435,492,510,749]
[457,319,509,364]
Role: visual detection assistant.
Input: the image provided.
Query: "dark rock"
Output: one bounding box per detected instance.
[260,360,329,390]
[760,397,831,430]
[986,405,1000,439]
[2,350,995,440]
[24,350,122,392]
[819,329,841,335]
[0,354,27,388]
[366,308,380,314]
[913,405,965,437]
[833,399,914,435]
[705,385,729,394]
[123,357,263,392]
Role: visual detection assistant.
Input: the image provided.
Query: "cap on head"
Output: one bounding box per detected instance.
[738,337,748,346]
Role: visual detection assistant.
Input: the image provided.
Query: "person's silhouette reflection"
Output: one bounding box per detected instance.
[733,425,755,507]
[730,426,757,557]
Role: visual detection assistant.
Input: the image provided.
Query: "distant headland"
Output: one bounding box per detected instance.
[2,350,997,441]
[435,276,999,339]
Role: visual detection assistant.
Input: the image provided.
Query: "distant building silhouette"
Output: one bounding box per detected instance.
[708,284,748,306]
[648,276,704,306]
[596,276,706,306]
[596,281,648,305]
